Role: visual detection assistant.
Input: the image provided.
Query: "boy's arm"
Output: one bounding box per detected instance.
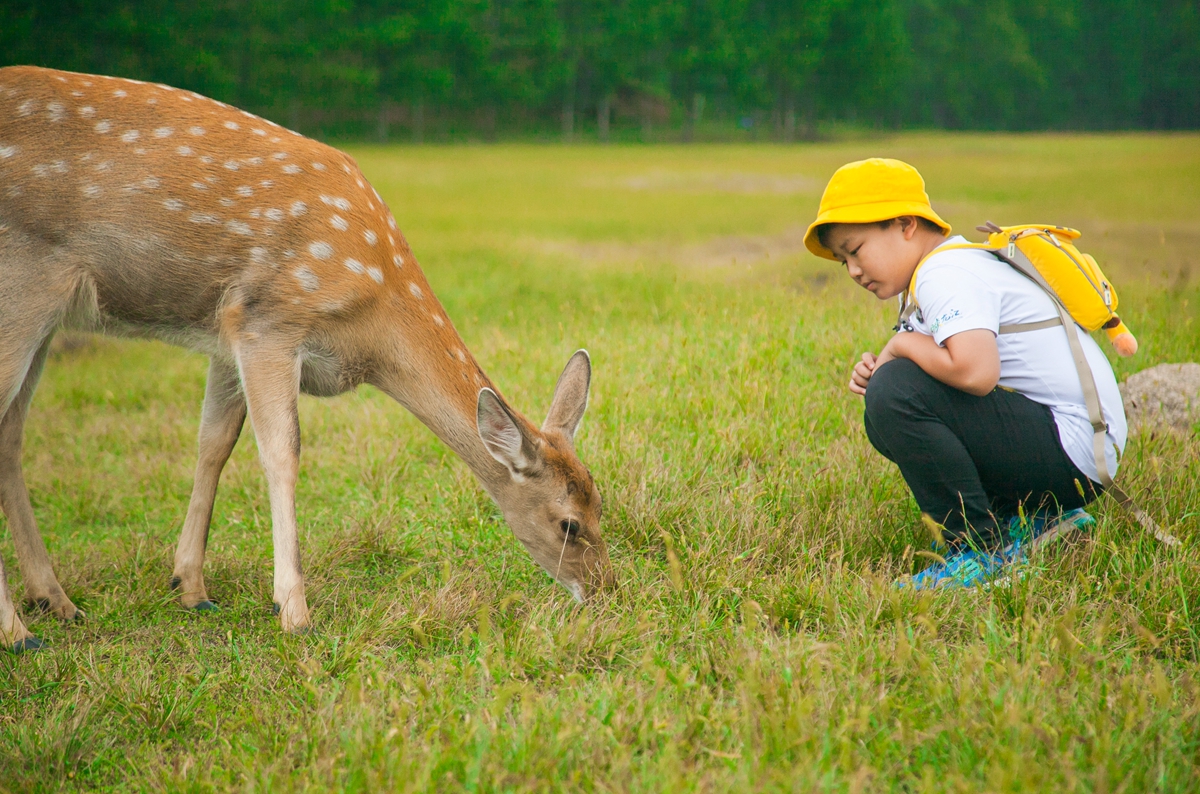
[876,329,1000,396]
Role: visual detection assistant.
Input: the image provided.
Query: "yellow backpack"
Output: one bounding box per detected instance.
[898,222,1178,547]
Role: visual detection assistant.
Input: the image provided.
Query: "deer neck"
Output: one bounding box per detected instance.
[367,311,520,493]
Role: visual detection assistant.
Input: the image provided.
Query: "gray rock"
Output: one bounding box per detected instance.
[1121,363,1200,433]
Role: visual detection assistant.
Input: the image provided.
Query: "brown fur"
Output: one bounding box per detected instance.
[0,66,612,647]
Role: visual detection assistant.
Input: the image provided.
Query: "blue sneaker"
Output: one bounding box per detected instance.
[898,546,1009,590]
[1004,507,1096,562]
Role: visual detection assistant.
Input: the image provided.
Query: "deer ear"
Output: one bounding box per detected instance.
[543,349,591,442]
[477,388,537,475]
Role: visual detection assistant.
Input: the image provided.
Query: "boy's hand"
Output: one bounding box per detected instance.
[849,351,878,395]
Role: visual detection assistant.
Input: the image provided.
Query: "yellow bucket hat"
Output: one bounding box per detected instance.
[804,158,951,260]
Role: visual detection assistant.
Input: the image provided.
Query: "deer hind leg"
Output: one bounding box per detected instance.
[171,358,246,610]
[234,342,309,633]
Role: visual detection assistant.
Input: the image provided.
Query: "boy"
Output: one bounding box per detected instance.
[804,158,1126,589]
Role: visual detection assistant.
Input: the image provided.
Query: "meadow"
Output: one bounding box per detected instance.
[1,133,1199,792]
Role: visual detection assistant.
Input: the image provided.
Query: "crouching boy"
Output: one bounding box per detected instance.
[805,158,1127,589]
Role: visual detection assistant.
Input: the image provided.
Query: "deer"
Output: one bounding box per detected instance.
[0,66,614,652]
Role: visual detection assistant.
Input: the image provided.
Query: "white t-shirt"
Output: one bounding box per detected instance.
[903,236,1127,483]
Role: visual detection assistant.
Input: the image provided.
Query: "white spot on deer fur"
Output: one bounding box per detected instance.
[250,247,268,262]
[220,198,235,207]
[260,180,273,188]
[312,162,326,171]
[0,145,17,159]
[344,258,365,275]
[192,181,207,190]
[177,146,193,156]
[95,120,112,133]
[253,128,267,136]
[236,185,253,197]
[95,160,112,171]
[17,100,36,116]
[224,161,240,170]
[290,201,307,216]
[134,147,147,155]
[189,92,204,100]
[146,97,157,105]
[320,195,352,211]
[82,184,100,197]
[200,156,213,164]
[181,96,192,102]
[282,164,301,174]
[227,220,253,236]
[188,126,205,135]
[293,266,319,292]
[154,127,173,138]
[224,121,239,130]
[387,216,397,230]
[113,89,127,98]
[330,215,349,231]
[387,234,394,245]
[283,249,295,258]
[246,156,263,166]
[79,152,93,162]
[31,164,49,178]
[50,160,67,174]
[249,208,262,218]
[308,241,333,260]
[190,213,220,225]
[164,199,184,210]
[356,179,364,188]
[392,254,404,267]
[272,152,288,160]
[367,267,383,284]
[46,102,65,121]
[5,185,22,198]
[432,313,445,327]
[343,164,351,173]
[142,176,160,189]
[408,283,422,299]
[363,230,377,245]
[456,349,466,362]
[265,208,284,222]
[79,106,95,117]
[121,130,140,143]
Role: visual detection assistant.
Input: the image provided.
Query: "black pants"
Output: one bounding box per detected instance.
[863,358,1101,549]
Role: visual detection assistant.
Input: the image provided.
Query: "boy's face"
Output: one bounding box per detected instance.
[823,220,923,301]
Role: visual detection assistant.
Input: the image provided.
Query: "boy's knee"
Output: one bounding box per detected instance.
[864,358,925,421]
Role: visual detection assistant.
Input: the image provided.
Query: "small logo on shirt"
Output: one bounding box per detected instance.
[929,309,962,334]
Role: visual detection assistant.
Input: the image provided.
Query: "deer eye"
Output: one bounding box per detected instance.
[560,518,581,538]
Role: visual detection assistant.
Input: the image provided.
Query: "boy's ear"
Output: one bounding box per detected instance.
[899,215,919,240]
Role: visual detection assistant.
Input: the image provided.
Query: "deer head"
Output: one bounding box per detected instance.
[476,350,613,600]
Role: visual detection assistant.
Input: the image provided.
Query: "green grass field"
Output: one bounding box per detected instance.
[2,134,1199,792]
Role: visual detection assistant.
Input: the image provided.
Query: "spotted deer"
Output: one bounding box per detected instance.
[0,66,613,651]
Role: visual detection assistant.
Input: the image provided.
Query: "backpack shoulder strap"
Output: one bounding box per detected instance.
[896,242,993,329]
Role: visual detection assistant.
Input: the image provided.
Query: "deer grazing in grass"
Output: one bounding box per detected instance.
[0,66,613,652]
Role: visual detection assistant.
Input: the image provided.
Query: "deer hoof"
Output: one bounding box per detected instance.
[192,600,218,613]
[11,636,44,654]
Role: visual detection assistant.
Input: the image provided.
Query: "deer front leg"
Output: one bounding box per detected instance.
[171,358,246,610]
[1,336,80,625]
[234,343,309,633]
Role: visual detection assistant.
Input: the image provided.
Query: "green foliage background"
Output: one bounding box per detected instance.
[3,1,1198,140]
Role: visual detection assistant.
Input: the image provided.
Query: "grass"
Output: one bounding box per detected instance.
[2,133,1199,792]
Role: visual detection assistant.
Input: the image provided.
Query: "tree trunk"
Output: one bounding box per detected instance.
[377,100,390,142]
[598,94,611,142]
[562,82,575,142]
[414,97,425,144]
[683,92,704,142]
[784,92,796,143]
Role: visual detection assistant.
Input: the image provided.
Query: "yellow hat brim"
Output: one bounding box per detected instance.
[804,201,952,261]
